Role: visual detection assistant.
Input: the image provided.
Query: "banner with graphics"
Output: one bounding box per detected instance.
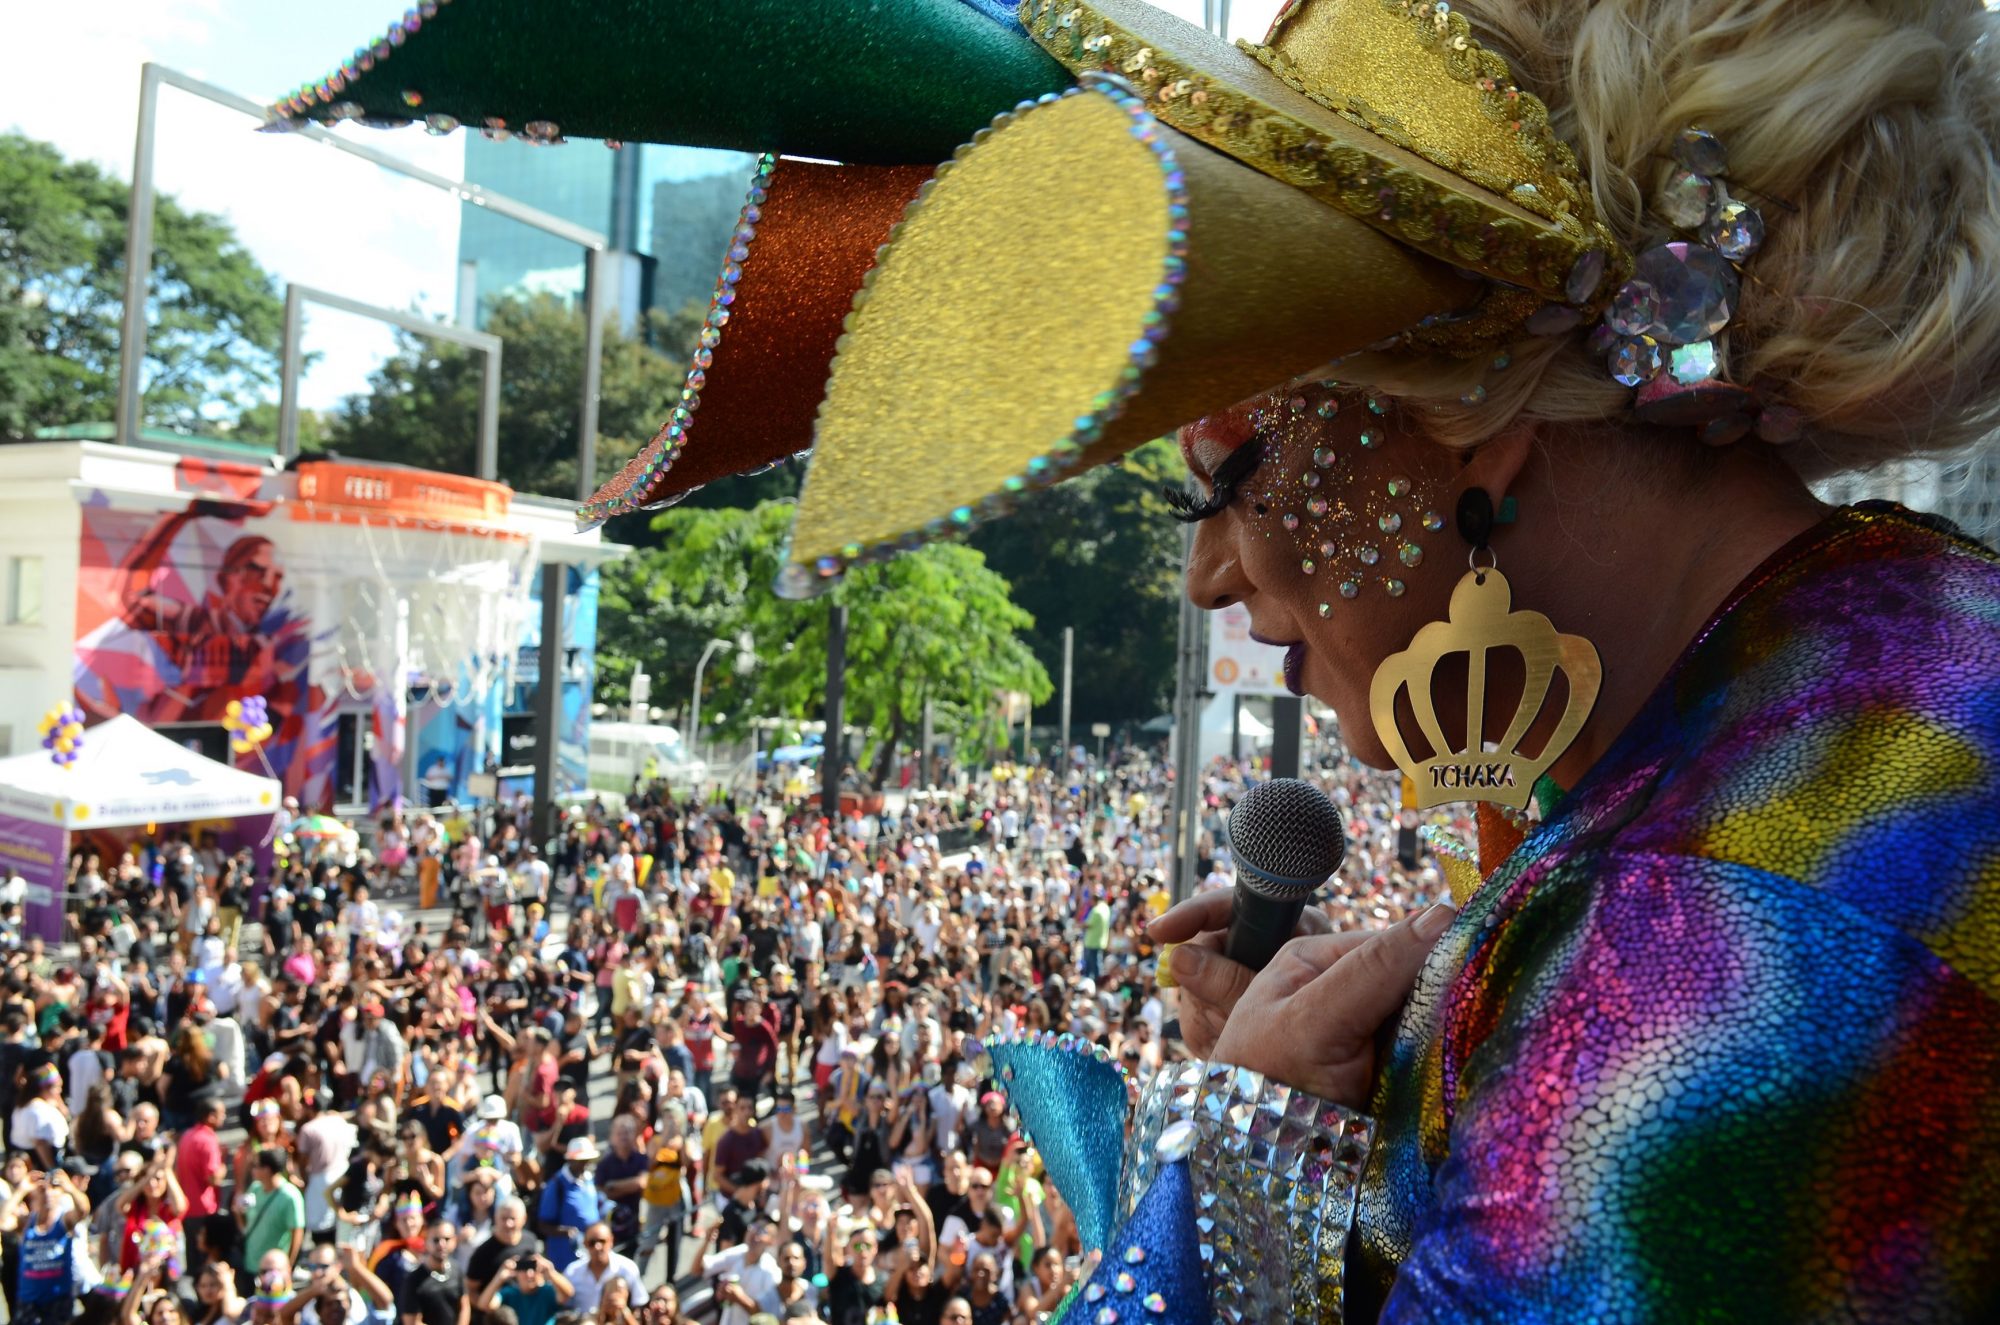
[0,815,67,944]
[1206,602,1293,697]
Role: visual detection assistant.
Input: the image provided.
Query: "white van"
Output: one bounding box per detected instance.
[587,721,708,793]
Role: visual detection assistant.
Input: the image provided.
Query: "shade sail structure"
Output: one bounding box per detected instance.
[0,715,282,828]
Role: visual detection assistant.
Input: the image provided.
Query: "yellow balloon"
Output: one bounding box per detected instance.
[256,725,274,741]
[61,724,82,741]
[231,740,253,755]
[37,717,54,737]
[53,739,72,754]
[225,699,243,718]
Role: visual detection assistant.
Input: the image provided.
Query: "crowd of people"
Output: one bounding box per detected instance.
[0,742,1447,1325]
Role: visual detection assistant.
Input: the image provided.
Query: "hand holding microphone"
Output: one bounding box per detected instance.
[1149,777,1459,1106]
[1219,778,1349,972]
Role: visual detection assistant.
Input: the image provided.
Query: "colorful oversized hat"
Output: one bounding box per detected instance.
[274,0,1631,591]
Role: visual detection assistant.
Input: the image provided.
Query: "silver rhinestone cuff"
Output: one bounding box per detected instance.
[1125,1060,1376,1324]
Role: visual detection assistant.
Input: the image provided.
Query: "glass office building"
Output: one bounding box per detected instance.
[457,136,756,331]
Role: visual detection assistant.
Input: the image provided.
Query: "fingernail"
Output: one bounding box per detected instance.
[1155,943,1180,989]
[1414,901,1458,941]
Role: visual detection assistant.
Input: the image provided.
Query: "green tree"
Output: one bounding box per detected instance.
[0,132,287,437]
[968,437,1186,729]
[609,501,1050,783]
[323,293,700,499]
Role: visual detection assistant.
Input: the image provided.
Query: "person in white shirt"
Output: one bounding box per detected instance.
[340,884,381,948]
[562,1221,647,1314]
[693,1214,784,1325]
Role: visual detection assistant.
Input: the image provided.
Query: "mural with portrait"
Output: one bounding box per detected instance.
[73,497,319,780]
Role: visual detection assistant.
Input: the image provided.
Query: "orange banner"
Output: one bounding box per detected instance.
[293,461,510,525]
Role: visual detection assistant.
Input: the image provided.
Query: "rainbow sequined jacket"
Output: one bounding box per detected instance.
[1348,503,2000,1322]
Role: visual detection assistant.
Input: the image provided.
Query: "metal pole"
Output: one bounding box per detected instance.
[478,344,502,482]
[1230,695,1241,764]
[920,699,934,791]
[117,65,163,447]
[822,604,848,822]
[118,63,610,454]
[277,285,304,460]
[577,247,606,501]
[1021,699,1031,763]
[1059,626,1073,769]
[456,260,480,327]
[689,639,728,765]
[531,563,565,846]
[1270,696,1303,779]
[1171,523,1205,904]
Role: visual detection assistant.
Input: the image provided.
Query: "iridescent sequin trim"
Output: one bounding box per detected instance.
[1126,1060,1375,1325]
[575,154,781,529]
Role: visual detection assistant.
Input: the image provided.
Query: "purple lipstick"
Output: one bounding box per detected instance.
[1250,629,1308,696]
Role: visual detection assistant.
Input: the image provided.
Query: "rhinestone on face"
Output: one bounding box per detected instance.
[1358,430,1381,449]
[1318,602,1332,618]
[1672,126,1728,175]
[1422,510,1445,532]
[1379,513,1402,534]
[1399,543,1424,567]
[1087,1285,1107,1303]
[1701,199,1765,260]
[1124,1247,1146,1265]
[1312,447,1336,468]
[1303,472,1322,489]
[1316,400,1338,420]
[1631,242,1740,343]
[1318,539,1338,558]
[1608,335,1665,388]
[1280,514,1300,532]
[1339,579,1359,599]
[1306,497,1330,518]
[1655,168,1715,228]
[1145,1296,1167,1315]
[1115,1273,1137,1293]
[1386,476,1411,498]
[1096,1309,1118,1325]
[1357,545,1380,566]
[1670,340,1719,384]
[1385,578,1406,596]
[1300,559,1316,576]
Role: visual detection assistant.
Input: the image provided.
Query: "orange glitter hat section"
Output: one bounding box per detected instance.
[578,159,932,528]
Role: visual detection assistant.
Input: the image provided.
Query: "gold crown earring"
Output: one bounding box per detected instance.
[1368,488,1603,810]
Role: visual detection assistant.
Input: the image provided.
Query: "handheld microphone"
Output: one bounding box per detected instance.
[1222,778,1347,972]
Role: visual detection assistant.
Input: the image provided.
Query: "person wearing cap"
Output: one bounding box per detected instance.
[534,1135,603,1272]
[447,1096,524,1198]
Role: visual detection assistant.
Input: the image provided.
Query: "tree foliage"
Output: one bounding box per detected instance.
[968,437,1186,729]
[0,132,287,438]
[599,501,1051,782]
[323,293,703,500]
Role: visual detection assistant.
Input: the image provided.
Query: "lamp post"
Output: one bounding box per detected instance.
[688,638,734,775]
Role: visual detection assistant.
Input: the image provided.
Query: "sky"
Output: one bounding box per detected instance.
[0,0,1282,422]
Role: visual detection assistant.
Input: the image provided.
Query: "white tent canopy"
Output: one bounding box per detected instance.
[0,715,281,829]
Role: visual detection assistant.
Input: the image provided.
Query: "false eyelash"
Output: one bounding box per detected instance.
[1164,441,1265,523]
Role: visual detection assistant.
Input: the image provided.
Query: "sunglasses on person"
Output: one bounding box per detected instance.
[970,1181,992,1192]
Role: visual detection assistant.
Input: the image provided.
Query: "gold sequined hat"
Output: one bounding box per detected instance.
[760,0,1631,593]
[277,0,1630,586]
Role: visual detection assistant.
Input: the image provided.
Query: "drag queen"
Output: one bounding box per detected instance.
[277,0,2000,1316]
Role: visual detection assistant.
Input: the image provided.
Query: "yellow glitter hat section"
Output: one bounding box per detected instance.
[778,77,1476,592]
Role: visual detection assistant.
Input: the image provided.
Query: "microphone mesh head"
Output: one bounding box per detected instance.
[1226,778,1347,898]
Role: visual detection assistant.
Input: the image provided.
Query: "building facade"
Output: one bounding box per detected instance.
[456,136,756,333]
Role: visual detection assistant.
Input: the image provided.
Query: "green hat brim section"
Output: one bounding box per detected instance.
[274,0,1073,164]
